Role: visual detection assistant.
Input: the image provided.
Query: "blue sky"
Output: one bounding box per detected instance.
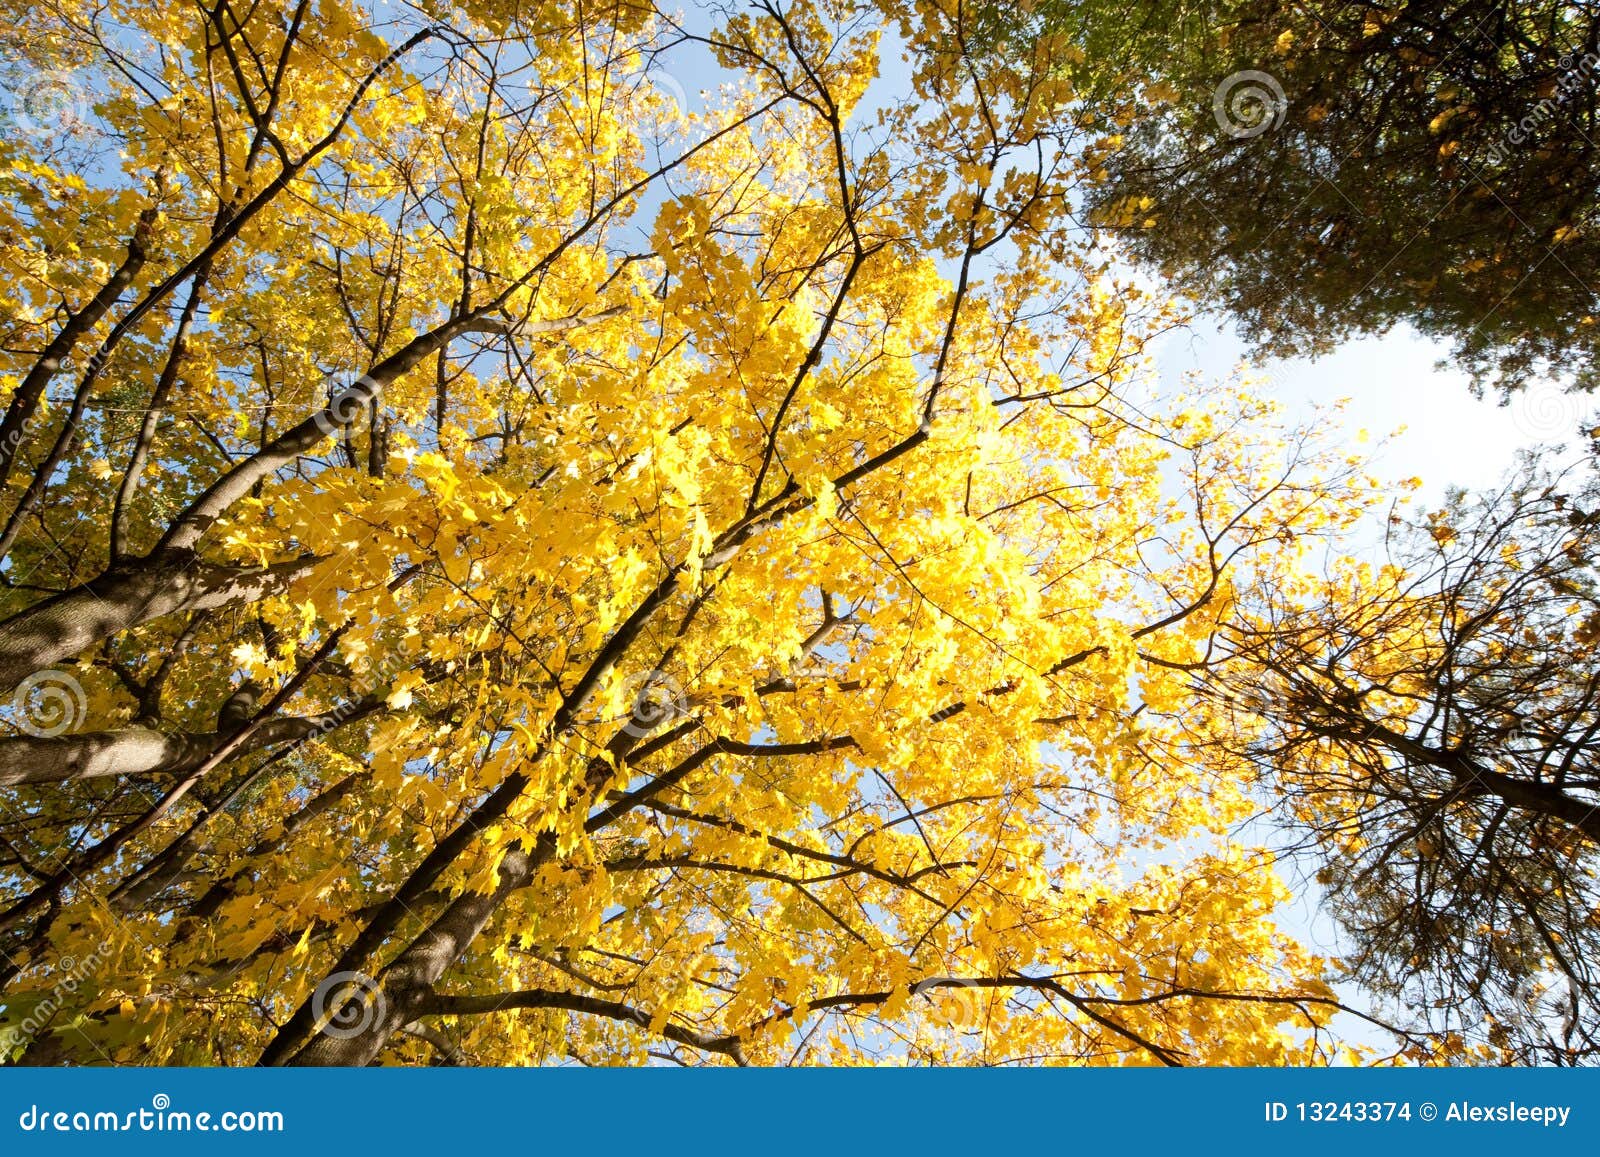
[1167,320,1592,504]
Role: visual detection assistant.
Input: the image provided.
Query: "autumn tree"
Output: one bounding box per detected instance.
[0,0,1409,1066]
[1195,450,1600,1064]
[984,0,1600,396]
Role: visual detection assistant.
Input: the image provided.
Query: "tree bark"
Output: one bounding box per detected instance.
[283,847,534,1066]
[0,716,335,787]
[0,557,319,695]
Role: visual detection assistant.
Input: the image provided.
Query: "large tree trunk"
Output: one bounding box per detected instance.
[0,557,319,695]
[0,716,333,787]
[283,848,535,1066]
